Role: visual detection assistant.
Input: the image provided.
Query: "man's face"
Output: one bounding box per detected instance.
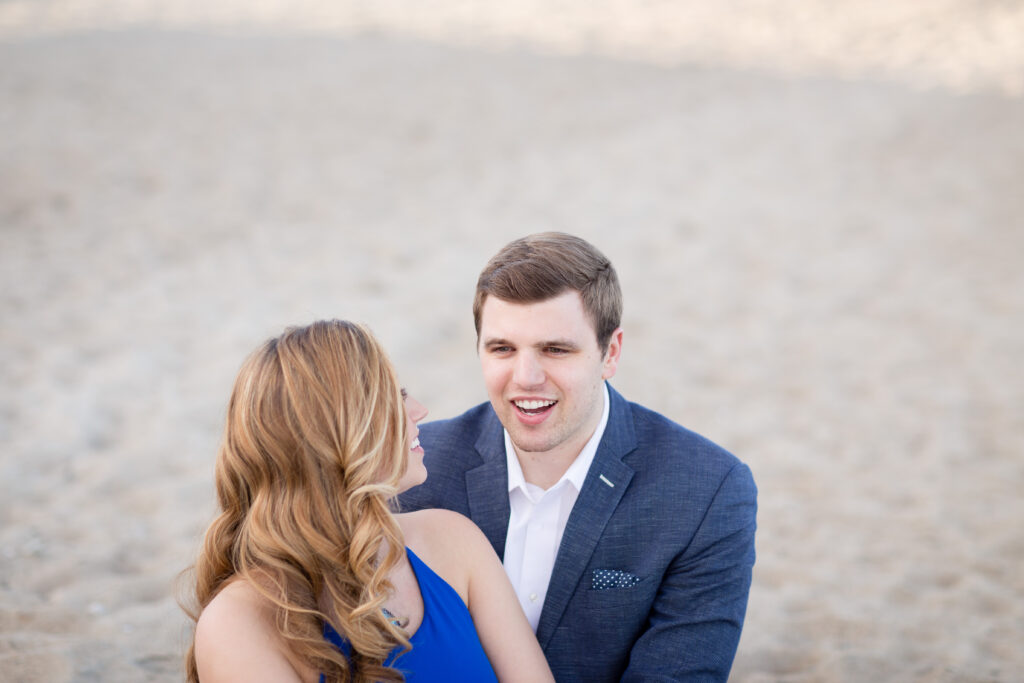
[477,290,621,460]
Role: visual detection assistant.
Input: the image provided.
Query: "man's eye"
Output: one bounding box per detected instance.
[547,347,568,354]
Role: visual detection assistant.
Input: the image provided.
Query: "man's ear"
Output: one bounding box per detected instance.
[601,328,623,380]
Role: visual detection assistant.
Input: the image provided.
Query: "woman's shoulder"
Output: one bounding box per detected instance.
[395,509,494,601]
[396,507,479,536]
[195,578,313,683]
[196,578,269,641]
[397,509,493,556]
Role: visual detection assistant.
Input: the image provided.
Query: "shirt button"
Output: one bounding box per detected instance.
[529,593,538,602]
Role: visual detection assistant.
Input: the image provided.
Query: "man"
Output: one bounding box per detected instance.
[400,233,757,681]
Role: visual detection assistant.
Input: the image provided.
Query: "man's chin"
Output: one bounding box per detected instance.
[507,432,557,456]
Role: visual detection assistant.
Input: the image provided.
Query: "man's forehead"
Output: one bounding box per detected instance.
[480,291,581,320]
[479,292,599,344]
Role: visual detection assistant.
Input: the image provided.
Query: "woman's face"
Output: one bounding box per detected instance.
[395,388,429,493]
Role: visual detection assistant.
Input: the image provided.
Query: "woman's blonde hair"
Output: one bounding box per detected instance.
[183,320,411,683]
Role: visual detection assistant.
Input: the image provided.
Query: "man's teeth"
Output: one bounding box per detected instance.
[515,400,556,410]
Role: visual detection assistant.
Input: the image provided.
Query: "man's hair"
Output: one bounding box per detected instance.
[473,232,622,351]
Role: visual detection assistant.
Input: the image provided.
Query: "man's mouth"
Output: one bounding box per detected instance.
[514,399,557,416]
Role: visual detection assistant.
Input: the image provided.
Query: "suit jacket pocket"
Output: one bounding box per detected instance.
[584,569,651,608]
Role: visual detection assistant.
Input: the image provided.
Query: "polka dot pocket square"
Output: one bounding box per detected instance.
[591,568,642,590]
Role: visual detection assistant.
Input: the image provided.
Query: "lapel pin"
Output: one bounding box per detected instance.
[599,474,615,488]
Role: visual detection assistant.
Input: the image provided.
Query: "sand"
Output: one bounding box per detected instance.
[2,3,1023,681]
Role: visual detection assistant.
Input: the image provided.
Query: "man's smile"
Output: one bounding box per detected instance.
[512,399,558,422]
[513,399,557,415]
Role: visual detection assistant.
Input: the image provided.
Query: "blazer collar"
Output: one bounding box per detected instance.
[536,383,638,647]
[466,410,512,559]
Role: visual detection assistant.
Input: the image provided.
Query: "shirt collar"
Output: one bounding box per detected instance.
[506,383,611,494]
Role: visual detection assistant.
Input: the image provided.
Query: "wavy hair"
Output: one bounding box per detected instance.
[182,320,411,683]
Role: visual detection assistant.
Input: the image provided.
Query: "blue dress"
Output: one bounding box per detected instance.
[320,548,498,682]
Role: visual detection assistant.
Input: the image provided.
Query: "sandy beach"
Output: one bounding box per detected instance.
[2,3,1023,681]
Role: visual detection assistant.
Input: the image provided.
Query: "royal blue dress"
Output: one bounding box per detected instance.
[320,548,498,682]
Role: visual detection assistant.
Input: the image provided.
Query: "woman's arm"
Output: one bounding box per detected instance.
[464,527,555,683]
[194,580,314,683]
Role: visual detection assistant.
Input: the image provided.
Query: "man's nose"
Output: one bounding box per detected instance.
[512,352,545,388]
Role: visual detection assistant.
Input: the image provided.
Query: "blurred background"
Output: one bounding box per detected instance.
[2,2,1023,681]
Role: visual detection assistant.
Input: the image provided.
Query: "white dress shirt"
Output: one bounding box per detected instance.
[502,383,611,631]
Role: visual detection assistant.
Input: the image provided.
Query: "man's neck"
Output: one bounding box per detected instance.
[511,385,610,491]
[515,440,589,491]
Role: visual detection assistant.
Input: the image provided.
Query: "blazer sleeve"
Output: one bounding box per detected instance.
[621,461,757,682]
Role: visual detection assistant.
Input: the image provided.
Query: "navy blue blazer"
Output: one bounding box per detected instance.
[399,384,757,682]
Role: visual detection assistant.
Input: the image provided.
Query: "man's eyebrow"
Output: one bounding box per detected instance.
[536,339,580,350]
[481,337,580,350]
[481,336,513,347]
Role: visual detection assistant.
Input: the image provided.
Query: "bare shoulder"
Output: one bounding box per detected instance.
[395,509,496,601]
[195,579,268,647]
[393,507,489,557]
[397,508,486,544]
[195,579,313,683]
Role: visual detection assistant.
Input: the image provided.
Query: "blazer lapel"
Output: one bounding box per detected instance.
[465,412,512,560]
[536,385,637,648]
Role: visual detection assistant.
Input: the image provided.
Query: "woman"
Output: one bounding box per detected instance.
[183,320,553,683]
